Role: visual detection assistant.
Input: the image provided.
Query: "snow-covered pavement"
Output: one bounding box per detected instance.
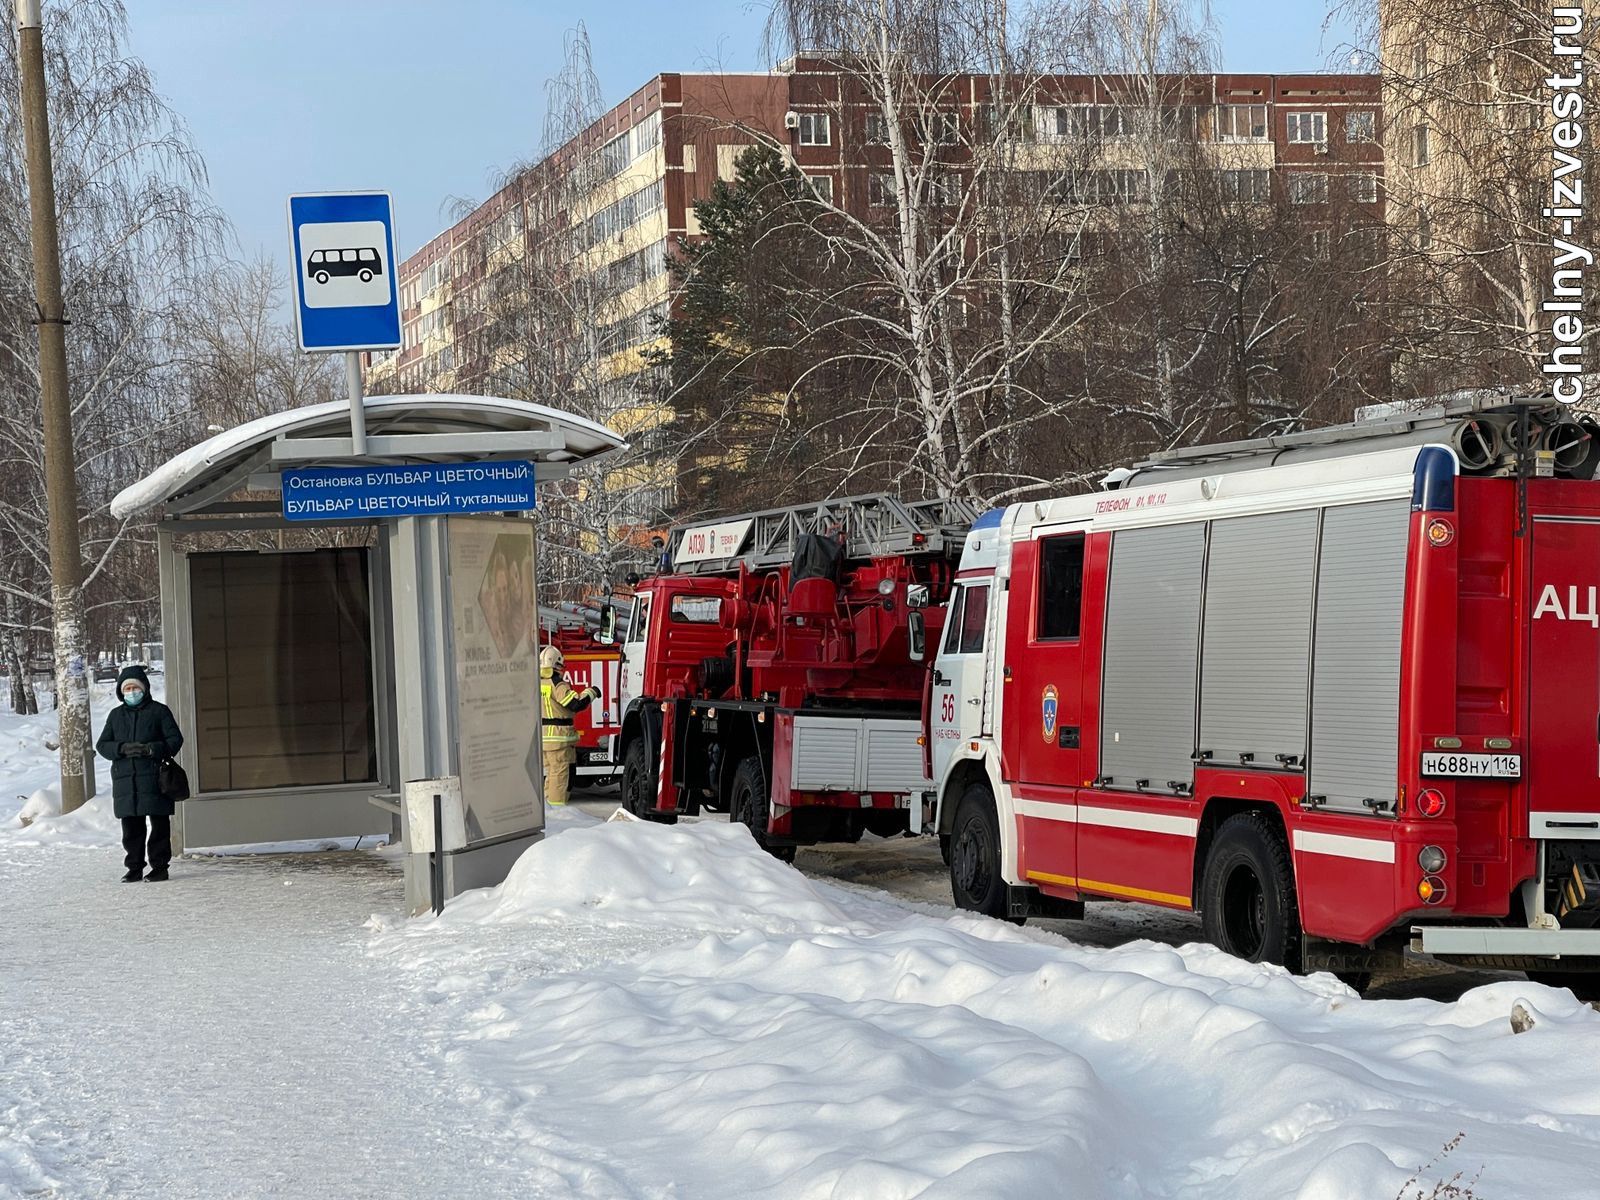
[6,692,1600,1198]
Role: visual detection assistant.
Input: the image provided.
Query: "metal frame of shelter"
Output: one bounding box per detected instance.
[111,394,626,913]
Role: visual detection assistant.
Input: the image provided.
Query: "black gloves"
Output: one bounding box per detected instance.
[119,741,153,758]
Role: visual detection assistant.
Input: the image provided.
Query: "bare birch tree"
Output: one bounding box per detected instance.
[0,0,219,713]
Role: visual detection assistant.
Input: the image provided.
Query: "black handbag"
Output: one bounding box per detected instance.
[158,758,191,803]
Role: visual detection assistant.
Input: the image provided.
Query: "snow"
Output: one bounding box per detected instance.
[5,692,1600,1198]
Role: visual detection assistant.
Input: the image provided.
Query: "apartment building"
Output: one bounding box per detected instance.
[366,60,1383,518]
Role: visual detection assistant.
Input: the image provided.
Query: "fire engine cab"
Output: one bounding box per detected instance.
[930,396,1600,991]
[611,494,971,857]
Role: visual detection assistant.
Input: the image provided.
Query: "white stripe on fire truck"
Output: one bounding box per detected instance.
[1291,829,1397,864]
[1078,805,1198,838]
[1012,799,1197,838]
[1013,799,1078,822]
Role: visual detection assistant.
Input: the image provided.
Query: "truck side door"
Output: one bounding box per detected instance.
[931,580,993,790]
[1003,530,1088,888]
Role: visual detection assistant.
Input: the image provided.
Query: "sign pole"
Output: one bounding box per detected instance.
[345,351,368,457]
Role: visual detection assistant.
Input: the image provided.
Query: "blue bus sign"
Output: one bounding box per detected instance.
[281,461,537,522]
[287,191,402,353]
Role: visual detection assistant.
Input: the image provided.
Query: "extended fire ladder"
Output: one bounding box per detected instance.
[666,493,979,575]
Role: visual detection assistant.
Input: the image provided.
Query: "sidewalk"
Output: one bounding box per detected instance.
[0,844,540,1198]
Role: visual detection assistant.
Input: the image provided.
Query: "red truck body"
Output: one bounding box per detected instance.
[928,399,1600,983]
[613,496,971,855]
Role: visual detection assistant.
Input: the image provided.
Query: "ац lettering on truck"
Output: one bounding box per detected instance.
[928,399,1600,992]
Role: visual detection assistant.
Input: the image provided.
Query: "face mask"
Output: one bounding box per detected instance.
[122,690,145,707]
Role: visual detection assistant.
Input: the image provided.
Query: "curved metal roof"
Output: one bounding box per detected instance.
[112,394,627,519]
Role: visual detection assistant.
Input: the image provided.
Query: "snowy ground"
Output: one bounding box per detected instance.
[5,695,1600,1198]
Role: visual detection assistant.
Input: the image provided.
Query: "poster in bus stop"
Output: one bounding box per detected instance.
[447,515,543,842]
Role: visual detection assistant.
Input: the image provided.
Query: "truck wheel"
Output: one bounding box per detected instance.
[949,782,1007,919]
[730,755,795,863]
[1199,812,1302,972]
[621,739,676,825]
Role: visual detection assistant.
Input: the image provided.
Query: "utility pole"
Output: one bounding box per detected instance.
[15,0,92,811]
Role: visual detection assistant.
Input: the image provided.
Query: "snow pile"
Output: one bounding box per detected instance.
[474,818,872,936]
[374,817,1600,1200]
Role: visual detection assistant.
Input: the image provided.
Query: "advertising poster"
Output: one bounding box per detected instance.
[447,516,543,842]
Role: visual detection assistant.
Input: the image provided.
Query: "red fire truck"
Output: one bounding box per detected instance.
[539,617,623,788]
[929,397,1600,991]
[608,494,972,858]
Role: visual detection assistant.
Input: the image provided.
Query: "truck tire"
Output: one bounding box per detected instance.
[948,782,1007,919]
[1199,812,1302,973]
[730,755,795,863]
[621,739,676,825]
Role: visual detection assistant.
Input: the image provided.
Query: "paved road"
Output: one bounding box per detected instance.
[568,786,1520,1002]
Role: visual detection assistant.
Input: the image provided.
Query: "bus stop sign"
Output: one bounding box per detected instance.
[287,191,402,352]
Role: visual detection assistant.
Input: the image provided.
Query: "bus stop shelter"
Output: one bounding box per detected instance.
[111,394,625,913]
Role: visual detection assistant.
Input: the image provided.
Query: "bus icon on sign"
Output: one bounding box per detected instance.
[308,247,383,285]
[297,217,391,311]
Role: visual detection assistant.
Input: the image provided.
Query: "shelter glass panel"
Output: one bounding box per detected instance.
[189,549,377,792]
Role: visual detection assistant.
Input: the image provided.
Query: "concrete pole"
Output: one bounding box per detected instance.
[16,0,92,811]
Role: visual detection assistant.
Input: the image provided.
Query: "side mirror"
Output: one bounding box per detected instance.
[906,583,930,610]
[907,611,926,660]
[599,603,617,646]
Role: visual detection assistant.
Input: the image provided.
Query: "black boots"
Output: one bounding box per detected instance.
[121,868,143,882]
[145,868,169,882]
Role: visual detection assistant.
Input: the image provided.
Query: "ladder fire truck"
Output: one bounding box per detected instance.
[608,494,973,858]
[928,395,1600,991]
[538,607,624,788]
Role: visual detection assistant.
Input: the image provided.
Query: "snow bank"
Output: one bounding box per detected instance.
[477,819,871,936]
[372,817,1600,1199]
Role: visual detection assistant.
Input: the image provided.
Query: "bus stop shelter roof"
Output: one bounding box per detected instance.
[112,394,627,520]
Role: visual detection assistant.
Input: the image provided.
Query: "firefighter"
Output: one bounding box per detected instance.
[539,644,599,806]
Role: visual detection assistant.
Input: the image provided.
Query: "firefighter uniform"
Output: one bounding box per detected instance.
[540,645,599,806]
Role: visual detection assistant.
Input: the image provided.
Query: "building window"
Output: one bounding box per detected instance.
[597,132,630,180]
[805,174,834,204]
[797,112,831,146]
[1417,207,1432,250]
[1286,111,1327,144]
[1413,124,1431,167]
[1350,172,1380,203]
[631,111,661,158]
[927,172,960,207]
[1215,104,1268,141]
[1288,172,1328,205]
[1161,106,1199,139]
[1219,168,1270,202]
[868,172,897,208]
[865,111,889,144]
[1411,42,1428,79]
[1309,228,1330,259]
[920,111,959,145]
[1345,110,1376,142]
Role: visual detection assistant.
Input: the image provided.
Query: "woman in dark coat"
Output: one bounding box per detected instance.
[95,664,184,882]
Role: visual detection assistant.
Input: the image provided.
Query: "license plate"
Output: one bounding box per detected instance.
[590,747,612,763]
[1421,752,1521,778]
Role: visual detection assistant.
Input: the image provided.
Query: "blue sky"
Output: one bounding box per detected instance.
[124,0,1357,272]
